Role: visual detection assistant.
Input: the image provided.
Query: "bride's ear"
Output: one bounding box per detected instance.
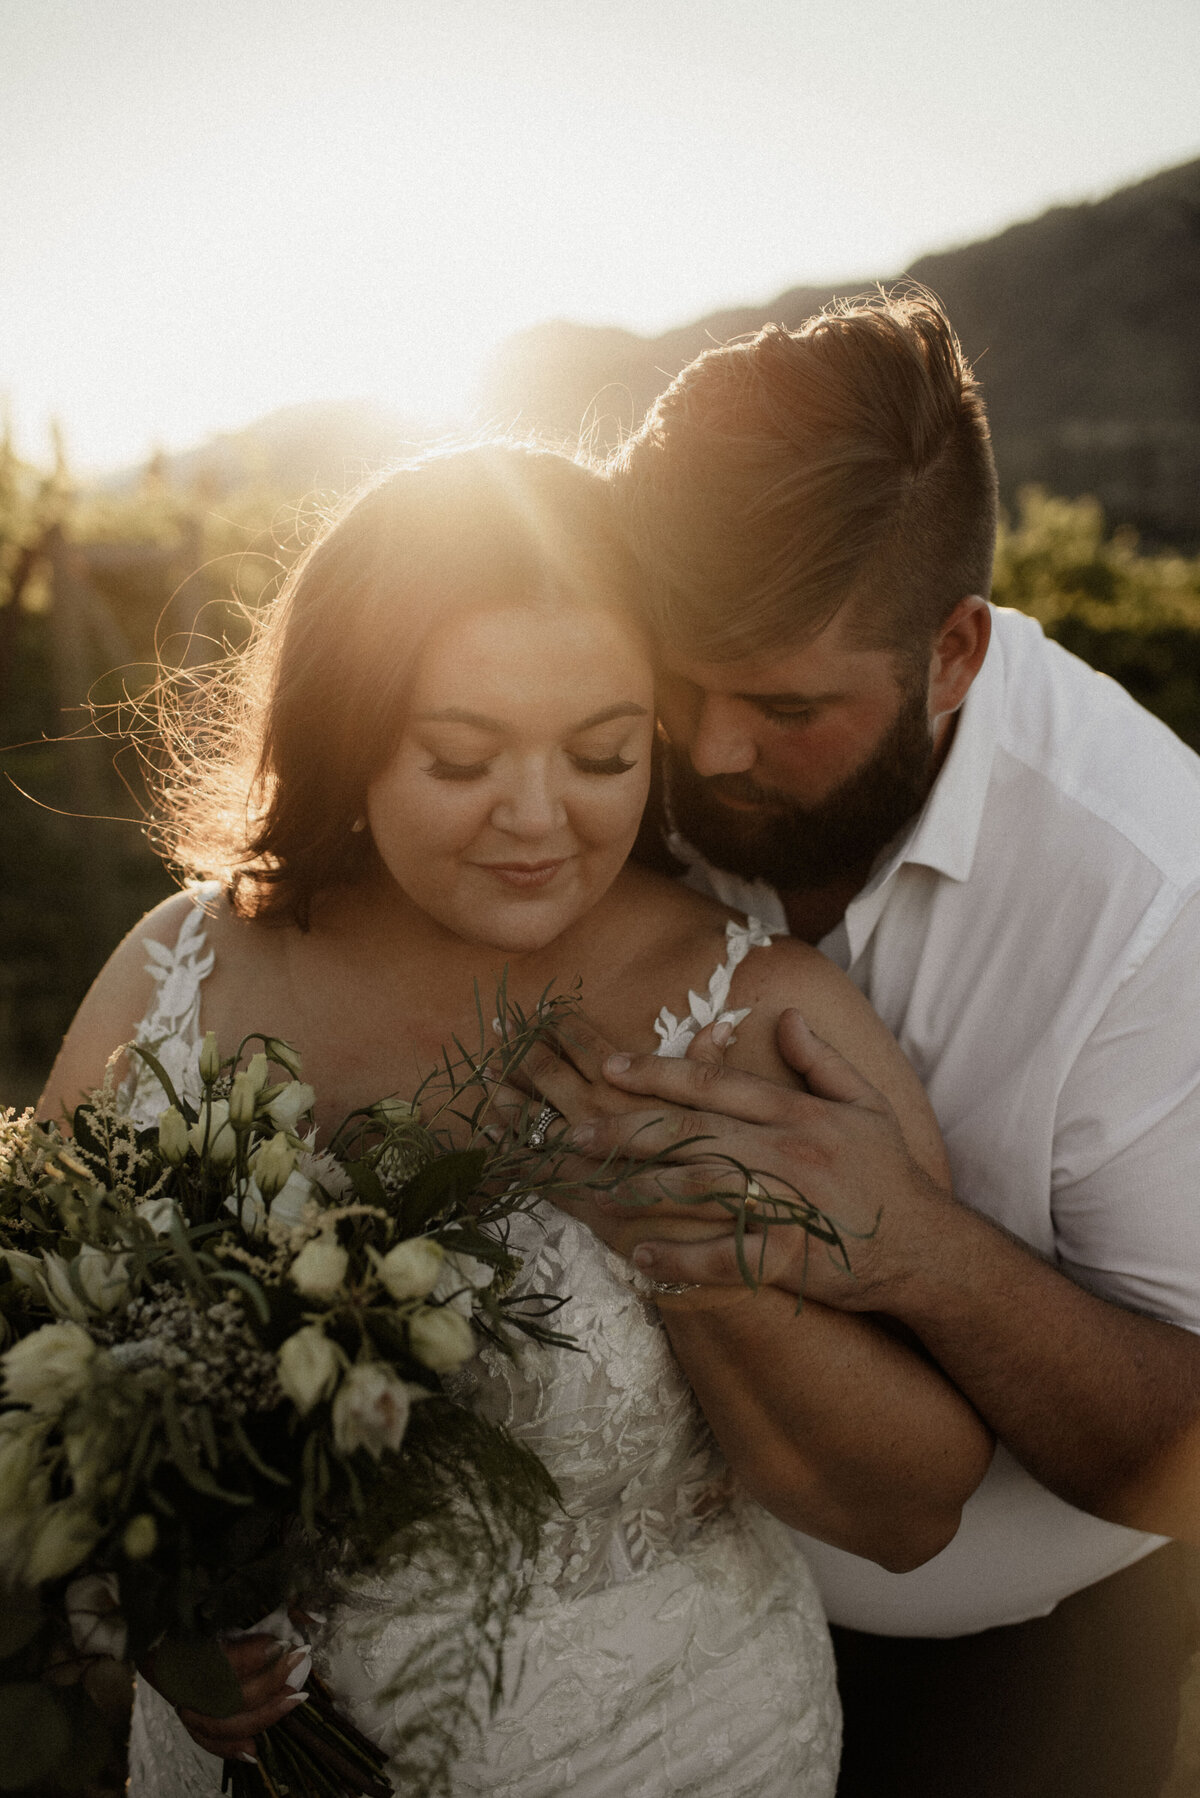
[927,597,990,721]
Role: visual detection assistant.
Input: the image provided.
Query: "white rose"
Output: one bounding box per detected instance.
[135,1196,181,1237]
[0,1416,46,1513]
[408,1306,475,1373]
[66,1571,127,1660]
[377,1239,443,1302]
[27,1501,99,1583]
[3,1321,96,1412]
[277,1326,344,1414]
[188,1099,237,1167]
[331,1363,411,1458]
[266,1082,317,1135]
[289,1237,348,1300]
[268,1170,318,1230]
[74,1246,130,1315]
[433,1249,496,1319]
[40,1252,87,1324]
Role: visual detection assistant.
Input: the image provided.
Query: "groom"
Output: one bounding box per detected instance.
[546,295,1200,1796]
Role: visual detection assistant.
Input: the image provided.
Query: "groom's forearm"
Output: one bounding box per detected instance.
[655,1285,993,1570]
[882,1199,1200,1538]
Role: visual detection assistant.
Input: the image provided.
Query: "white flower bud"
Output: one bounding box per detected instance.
[331,1363,411,1458]
[377,1239,443,1302]
[265,1038,304,1080]
[229,1072,259,1130]
[266,1082,317,1135]
[157,1106,189,1166]
[2,1321,96,1411]
[373,1097,419,1128]
[74,1245,130,1315]
[66,1572,128,1660]
[188,1099,237,1168]
[122,1513,158,1560]
[199,1031,222,1084]
[408,1306,475,1373]
[245,1052,270,1093]
[252,1132,297,1199]
[277,1326,343,1414]
[289,1237,348,1300]
[136,1196,180,1237]
[28,1502,99,1583]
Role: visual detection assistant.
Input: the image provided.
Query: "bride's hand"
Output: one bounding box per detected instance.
[144,1635,311,1763]
[498,1008,745,1258]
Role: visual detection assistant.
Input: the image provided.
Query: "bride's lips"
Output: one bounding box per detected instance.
[477,859,569,890]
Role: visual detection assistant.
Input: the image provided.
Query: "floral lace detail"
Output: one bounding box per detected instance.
[121,883,221,1129]
[653,916,771,1057]
[126,905,840,1797]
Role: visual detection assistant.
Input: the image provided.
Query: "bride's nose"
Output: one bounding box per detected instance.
[490,758,567,839]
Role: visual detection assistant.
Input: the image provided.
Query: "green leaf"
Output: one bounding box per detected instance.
[397,1149,488,1233]
[0,1588,42,1660]
[0,1683,71,1788]
[125,1040,184,1114]
[151,1636,244,1719]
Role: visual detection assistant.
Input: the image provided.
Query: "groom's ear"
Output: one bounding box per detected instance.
[926,596,991,721]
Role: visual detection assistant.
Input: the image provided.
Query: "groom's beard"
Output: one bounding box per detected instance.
[664,683,937,892]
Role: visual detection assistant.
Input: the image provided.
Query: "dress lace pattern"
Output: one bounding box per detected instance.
[126,897,840,1797]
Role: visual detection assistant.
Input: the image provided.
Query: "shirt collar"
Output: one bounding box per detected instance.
[831,611,1005,962]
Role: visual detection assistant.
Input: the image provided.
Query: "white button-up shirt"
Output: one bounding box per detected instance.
[681,604,1200,1635]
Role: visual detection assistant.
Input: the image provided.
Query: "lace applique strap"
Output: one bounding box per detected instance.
[653,916,772,1060]
[123,882,221,1128]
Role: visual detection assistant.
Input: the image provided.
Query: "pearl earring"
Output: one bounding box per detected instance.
[350,816,367,833]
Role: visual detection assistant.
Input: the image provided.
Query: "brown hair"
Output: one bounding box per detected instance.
[154,443,642,925]
[610,289,998,662]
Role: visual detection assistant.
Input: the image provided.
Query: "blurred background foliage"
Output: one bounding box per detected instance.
[3,445,1200,1111]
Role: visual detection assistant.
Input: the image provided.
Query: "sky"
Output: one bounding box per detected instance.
[2,0,1198,472]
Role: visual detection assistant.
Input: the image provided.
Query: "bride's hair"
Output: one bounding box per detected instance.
[152,443,644,926]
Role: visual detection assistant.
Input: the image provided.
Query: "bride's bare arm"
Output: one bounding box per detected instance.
[522,938,993,1569]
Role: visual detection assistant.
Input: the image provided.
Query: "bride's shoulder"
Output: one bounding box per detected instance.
[37,886,270,1118]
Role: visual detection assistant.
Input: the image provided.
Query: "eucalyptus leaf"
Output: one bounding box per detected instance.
[151,1636,243,1718]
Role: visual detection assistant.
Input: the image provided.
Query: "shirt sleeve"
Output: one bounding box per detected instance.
[1051,883,1200,1333]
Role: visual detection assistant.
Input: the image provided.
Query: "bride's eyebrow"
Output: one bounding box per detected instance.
[414,702,649,732]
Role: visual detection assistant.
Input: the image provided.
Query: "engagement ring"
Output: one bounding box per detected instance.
[528,1102,564,1149]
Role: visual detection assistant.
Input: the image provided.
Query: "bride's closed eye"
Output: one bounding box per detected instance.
[425,752,637,781]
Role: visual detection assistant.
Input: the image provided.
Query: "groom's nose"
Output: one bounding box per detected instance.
[687,695,759,778]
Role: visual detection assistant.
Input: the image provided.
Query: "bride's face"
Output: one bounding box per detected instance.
[366,601,655,951]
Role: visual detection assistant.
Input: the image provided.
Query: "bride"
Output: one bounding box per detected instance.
[41,444,991,1797]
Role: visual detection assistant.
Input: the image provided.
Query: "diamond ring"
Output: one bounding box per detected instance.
[527,1103,564,1149]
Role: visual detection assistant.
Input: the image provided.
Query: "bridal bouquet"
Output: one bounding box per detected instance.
[0,1011,574,1798]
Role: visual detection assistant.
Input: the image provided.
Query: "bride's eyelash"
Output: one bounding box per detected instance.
[571,754,636,776]
[427,758,492,781]
[426,752,637,781]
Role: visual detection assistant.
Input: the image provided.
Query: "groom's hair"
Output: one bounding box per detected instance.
[609,289,998,662]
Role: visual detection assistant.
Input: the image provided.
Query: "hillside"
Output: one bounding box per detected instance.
[476,158,1200,544]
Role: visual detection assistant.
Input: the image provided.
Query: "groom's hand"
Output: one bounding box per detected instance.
[554,1009,952,1309]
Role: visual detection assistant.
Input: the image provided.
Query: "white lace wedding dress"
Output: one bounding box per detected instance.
[125,893,841,1797]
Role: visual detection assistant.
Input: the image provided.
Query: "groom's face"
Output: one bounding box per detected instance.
[657,610,937,890]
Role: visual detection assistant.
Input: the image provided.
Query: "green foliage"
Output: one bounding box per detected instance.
[993,488,1200,749]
